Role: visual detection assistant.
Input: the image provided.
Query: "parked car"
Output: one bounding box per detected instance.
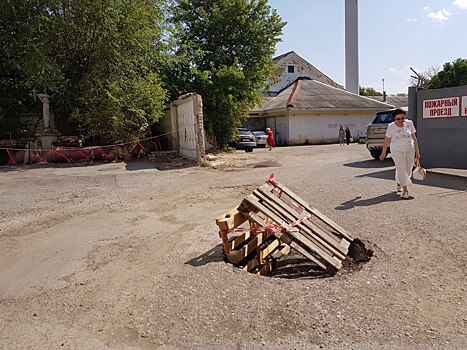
[252,131,267,147]
[366,107,408,159]
[234,128,256,152]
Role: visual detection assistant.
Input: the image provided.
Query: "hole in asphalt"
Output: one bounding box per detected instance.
[240,238,373,280]
[251,161,281,168]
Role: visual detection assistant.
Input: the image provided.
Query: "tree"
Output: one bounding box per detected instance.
[0,0,56,136]
[169,0,285,147]
[409,66,440,89]
[359,86,382,96]
[426,58,467,89]
[0,0,169,142]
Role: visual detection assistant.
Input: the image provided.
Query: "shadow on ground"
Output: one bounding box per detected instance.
[336,193,406,210]
[343,158,394,169]
[185,244,224,267]
[354,168,467,193]
[345,158,466,193]
[125,159,196,171]
[0,161,107,173]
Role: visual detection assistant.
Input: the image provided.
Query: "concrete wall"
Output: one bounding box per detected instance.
[160,107,178,150]
[287,113,375,145]
[265,116,289,146]
[159,93,205,165]
[411,85,467,169]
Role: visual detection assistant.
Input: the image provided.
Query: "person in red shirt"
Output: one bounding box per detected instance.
[266,128,275,151]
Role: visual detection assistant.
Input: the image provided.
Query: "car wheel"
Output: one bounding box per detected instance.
[370,150,382,159]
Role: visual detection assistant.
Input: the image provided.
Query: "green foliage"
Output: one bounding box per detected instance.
[359,86,382,96]
[0,0,168,142]
[2,0,286,145]
[0,0,54,130]
[426,58,467,89]
[223,146,236,153]
[169,0,285,147]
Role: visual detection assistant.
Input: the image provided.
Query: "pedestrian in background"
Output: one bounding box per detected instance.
[345,126,351,145]
[379,108,420,199]
[338,126,345,146]
[266,128,275,151]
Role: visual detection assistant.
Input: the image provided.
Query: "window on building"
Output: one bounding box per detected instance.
[287,65,295,73]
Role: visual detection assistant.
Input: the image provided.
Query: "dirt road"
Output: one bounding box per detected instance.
[0,144,466,350]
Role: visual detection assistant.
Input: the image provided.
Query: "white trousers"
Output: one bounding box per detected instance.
[391,148,415,187]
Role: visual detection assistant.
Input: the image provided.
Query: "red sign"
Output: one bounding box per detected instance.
[422,97,460,118]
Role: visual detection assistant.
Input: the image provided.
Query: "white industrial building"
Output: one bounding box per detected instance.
[246,51,394,145]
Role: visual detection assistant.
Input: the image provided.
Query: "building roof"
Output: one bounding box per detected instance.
[271,51,342,90]
[365,95,408,108]
[255,78,394,115]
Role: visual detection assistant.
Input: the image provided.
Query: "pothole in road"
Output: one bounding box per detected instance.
[250,160,281,168]
[268,238,373,279]
[215,174,373,280]
[226,237,373,280]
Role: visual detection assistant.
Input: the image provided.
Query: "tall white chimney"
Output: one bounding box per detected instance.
[345,0,359,94]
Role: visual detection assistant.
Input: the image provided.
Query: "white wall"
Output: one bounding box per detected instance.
[269,53,340,94]
[266,116,289,146]
[287,114,375,145]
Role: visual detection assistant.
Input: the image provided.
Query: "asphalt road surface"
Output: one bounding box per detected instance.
[0,143,466,350]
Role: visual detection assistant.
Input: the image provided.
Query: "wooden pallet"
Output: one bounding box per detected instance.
[216,208,289,275]
[216,175,353,275]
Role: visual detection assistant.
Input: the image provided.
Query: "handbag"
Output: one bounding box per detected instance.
[412,159,426,181]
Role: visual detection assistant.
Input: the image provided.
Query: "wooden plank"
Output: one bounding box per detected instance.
[259,238,281,262]
[255,260,274,276]
[227,230,252,252]
[280,234,329,272]
[243,194,294,236]
[243,255,261,272]
[225,231,273,264]
[256,186,348,258]
[247,212,290,259]
[251,191,290,225]
[282,229,342,271]
[254,189,347,263]
[265,181,353,242]
[246,199,341,272]
[219,231,231,254]
[262,183,347,246]
[216,207,248,232]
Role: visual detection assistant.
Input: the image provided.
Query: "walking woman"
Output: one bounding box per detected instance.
[379,108,420,199]
[345,126,351,145]
[338,126,345,146]
[266,128,275,151]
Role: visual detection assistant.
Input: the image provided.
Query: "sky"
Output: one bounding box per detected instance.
[267,0,467,95]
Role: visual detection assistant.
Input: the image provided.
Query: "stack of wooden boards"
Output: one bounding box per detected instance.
[215,174,354,276]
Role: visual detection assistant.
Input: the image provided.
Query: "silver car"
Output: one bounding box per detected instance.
[234,128,256,152]
[252,131,268,148]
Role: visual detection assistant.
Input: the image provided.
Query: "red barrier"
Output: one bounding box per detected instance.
[154,138,162,151]
[53,150,71,163]
[6,149,17,165]
[75,149,90,161]
[31,151,48,164]
[115,144,121,158]
[96,147,112,160]
[137,141,148,154]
